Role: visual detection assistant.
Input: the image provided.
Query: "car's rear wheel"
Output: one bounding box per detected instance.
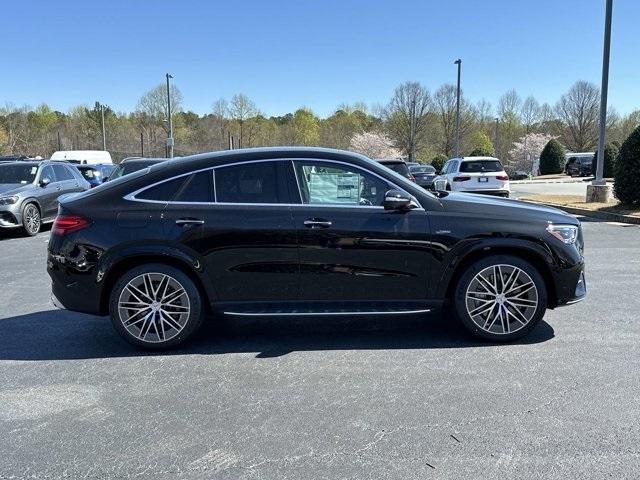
[453,255,547,341]
[22,203,41,236]
[109,264,203,349]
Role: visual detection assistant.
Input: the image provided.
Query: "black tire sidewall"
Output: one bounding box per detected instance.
[109,263,203,350]
[21,203,41,236]
[453,254,547,342]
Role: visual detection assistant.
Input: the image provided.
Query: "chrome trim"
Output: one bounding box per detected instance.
[123,157,424,211]
[223,309,431,317]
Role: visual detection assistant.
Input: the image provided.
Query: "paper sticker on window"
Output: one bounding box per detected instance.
[31,167,37,174]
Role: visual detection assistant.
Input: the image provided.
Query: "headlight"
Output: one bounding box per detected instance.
[0,195,19,206]
[546,224,579,244]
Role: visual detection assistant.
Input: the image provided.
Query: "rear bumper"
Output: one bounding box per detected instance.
[457,189,510,197]
[48,251,104,315]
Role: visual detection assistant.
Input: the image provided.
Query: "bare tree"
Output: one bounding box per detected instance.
[498,90,522,122]
[211,98,229,150]
[136,84,183,135]
[229,94,258,148]
[555,81,599,151]
[384,82,431,161]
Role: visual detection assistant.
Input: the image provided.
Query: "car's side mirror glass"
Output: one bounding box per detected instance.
[40,177,51,187]
[383,189,412,211]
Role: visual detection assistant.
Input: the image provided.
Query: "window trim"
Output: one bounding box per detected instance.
[124,158,423,210]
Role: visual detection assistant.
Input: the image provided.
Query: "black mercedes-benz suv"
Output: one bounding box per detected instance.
[47,147,586,349]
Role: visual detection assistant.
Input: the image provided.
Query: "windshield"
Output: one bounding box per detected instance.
[109,161,159,180]
[460,160,504,173]
[381,162,410,178]
[78,167,101,180]
[0,164,38,184]
[410,166,436,174]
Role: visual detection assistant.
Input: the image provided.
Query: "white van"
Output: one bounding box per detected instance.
[50,150,113,165]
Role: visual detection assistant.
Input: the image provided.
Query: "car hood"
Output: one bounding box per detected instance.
[439,192,579,225]
[0,183,34,196]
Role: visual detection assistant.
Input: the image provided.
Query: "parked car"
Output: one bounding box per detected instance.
[50,150,113,165]
[76,164,114,188]
[48,147,586,349]
[433,156,510,197]
[509,170,530,181]
[0,160,90,236]
[565,153,594,177]
[409,164,437,189]
[107,158,165,181]
[0,155,31,162]
[375,158,415,182]
[405,161,420,168]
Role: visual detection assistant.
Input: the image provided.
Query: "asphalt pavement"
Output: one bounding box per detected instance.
[510,180,613,198]
[0,219,639,479]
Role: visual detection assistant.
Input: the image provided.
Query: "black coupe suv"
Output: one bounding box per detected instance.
[48,148,586,349]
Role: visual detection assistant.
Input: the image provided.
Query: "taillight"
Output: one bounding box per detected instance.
[52,215,90,236]
[452,176,471,182]
[408,174,416,182]
[496,175,509,181]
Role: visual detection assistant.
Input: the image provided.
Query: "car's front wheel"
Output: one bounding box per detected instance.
[109,264,204,349]
[22,203,41,236]
[453,255,547,341]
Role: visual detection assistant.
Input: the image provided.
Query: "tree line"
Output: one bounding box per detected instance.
[1,80,639,171]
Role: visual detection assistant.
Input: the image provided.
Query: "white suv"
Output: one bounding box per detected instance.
[434,156,510,197]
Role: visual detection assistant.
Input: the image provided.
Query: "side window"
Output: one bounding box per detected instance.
[442,161,450,174]
[294,161,389,207]
[136,176,187,201]
[174,171,214,203]
[40,165,56,183]
[53,164,74,181]
[215,161,285,204]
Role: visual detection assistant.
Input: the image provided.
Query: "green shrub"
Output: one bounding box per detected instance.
[539,139,565,175]
[430,154,447,173]
[468,132,495,157]
[614,125,640,205]
[591,143,618,178]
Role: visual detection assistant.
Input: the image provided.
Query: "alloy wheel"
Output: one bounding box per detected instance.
[117,273,191,343]
[465,264,538,335]
[24,205,40,235]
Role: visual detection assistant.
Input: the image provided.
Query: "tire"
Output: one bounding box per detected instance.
[109,263,204,349]
[452,255,547,342]
[22,202,41,236]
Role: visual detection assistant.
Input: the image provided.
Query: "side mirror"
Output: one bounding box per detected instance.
[433,178,448,192]
[39,177,51,188]
[383,189,412,211]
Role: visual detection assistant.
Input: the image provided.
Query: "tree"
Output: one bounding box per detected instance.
[430,154,447,173]
[614,126,640,205]
[555,81,599,152]
[468,132,495,156]
[591,143,618,178]
[289,108,320,146]
[349,131,401,158]
[508,133,556,172]
[384,82,431,161]
[539,139,566,175]
[229,94,258,148]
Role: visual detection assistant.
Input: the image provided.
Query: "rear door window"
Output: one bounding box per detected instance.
[459,160,503,173]
[214,161,289,204]
[175,171,214,203]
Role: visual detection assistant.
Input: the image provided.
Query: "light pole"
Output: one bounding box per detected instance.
[587,0,613,202]
[454,59,462,158]
[166,73,174,158]
[494,117,499,156]
[100,104,106,151]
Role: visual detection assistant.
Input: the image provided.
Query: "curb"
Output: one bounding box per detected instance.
[521,200,640,225]
[511,179,590,185]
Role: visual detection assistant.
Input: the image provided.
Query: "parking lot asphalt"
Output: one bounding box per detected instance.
[1,219,639,479]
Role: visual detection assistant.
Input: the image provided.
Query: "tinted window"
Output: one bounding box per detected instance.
[174,171,214,202]
[459,160,503,173]
[78,167,100,180]
[0,164,38,184]
[137,177,186,201]
[40,165,56,182]
[381,162,410,178]
[295,161,389,206]
[53,164,75,181]
[215,162,284,203]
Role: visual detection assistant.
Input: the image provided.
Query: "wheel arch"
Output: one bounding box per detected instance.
[98,252,215,316]
[441,244,558,309]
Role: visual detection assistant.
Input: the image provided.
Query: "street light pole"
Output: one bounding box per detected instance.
[100,104,106,151]
[166,73,174,159]
[587,0,613,202]
[454,59,462,158]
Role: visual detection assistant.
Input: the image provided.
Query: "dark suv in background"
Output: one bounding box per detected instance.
[0,160,90,235]
[48,147,586,349]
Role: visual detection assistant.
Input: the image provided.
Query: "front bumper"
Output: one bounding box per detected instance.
[0,209,22,229]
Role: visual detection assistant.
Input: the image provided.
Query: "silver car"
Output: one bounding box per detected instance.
[0,160,90,236]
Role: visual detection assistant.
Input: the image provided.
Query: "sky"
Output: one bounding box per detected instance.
[2,0,639,117]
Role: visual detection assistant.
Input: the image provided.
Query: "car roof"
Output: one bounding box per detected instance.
[455,156,500,161]
[375,158,406,164]
[119,158,166,166]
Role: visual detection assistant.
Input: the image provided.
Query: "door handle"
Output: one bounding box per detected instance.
[175,218,205,226]
[304,219,332,229]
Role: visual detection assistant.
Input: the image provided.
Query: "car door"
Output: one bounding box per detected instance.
[53,164,84,193]
[290,159,431,302]
[37,165,61,219]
